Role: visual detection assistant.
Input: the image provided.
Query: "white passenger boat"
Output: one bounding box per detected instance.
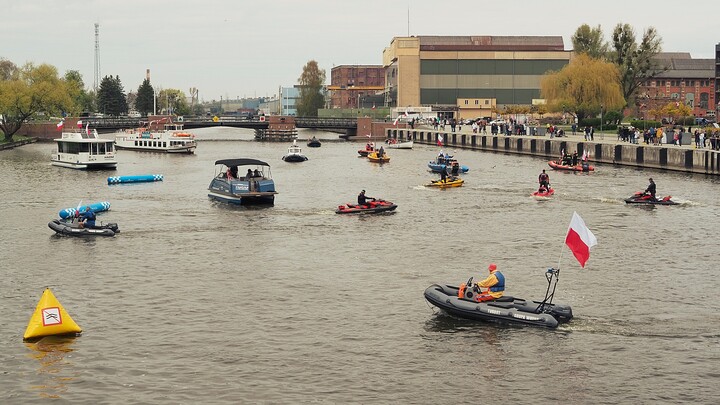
[51,129,117,170]
[115,122,197,153]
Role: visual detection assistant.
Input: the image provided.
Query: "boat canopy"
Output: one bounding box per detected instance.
[214,158,270,167]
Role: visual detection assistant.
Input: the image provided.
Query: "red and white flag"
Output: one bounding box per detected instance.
[77,120,83,128]
[564,212,597,268]
[393,115,401,126]
[437,134,444,146]
[56,119,64,130]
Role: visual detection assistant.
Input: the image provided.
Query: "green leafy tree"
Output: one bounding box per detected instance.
[135,78,154,116]
[540,54,625,121]
[571,24,609,59]
[97,75,128,116]
[296,60,326,117]
[610,23,663,107]
[63,70,94,115]
[157,89,189,116]
[0,62,74,141]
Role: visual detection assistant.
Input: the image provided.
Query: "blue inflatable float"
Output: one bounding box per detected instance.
[108,174,163,185]
[59,201,111,219]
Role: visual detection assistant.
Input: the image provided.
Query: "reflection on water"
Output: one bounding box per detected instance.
[25,336,77,399]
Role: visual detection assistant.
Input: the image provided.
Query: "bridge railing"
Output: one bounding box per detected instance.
[295,117,357,129]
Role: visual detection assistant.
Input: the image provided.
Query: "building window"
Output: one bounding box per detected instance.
[484,100,489,105]
[650,81,656,87]
[700,92,709,109]
[475,100,479,105]
[688,80,694,86]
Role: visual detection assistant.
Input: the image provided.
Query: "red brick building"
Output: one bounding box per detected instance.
[637,53,716,119]
[329,65,385,109]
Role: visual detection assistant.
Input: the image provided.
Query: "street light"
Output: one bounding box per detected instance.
[600,104,603,139]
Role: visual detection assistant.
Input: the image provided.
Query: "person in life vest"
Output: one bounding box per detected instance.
[473,263,505,302]
[538,169,550,189]
[78,206,96,229]
[537,184,548,194]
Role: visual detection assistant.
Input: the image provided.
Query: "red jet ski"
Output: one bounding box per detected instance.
[533,187,555,197]
[336,199,398,214]
[625,192,678,205]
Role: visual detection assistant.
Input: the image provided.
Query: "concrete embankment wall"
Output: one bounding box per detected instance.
[386,128,720,175]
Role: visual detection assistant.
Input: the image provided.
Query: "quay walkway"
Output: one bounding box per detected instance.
[386,126,720,175]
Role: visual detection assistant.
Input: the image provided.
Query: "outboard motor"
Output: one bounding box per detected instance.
[458,277,478,300]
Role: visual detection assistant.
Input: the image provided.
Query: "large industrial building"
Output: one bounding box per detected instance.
[382,36,572,119]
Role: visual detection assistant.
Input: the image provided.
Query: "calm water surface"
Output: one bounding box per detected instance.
[1,127,719,404]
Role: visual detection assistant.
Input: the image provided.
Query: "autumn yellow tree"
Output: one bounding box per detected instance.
[650,101,692,124]
[0,61,75,141]
[540,54,625,121]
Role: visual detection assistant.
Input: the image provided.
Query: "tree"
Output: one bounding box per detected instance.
[135,78,154,116]
[96,75,128,116]
[0,58,18,81]
[610,23,663,107]
[64,70,94,114]
[0,62,74,141]
[571,24,609,59]
[296,60,326,117]
[157,88,189,116]
[540,54,625,121]
[650,101,692,124]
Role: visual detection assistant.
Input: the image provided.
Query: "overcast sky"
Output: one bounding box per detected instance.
[2,0,717,102]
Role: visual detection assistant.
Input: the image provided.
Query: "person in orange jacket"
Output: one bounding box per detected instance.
[474,263,505,302]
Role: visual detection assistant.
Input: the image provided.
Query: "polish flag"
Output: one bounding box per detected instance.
[56,119,64,130]
[565,212,597,268]
[393,115,401,126]
[77,120,83,128]
[437,134,444,146]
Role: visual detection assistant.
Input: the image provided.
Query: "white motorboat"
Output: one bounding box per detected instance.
[51,128,117,170]
[385,139,413,149]
[282,140,308,162]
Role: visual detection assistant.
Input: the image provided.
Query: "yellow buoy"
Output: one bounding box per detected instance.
[23,288,82,341]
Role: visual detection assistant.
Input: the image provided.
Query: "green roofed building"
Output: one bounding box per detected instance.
[382,36,571,117]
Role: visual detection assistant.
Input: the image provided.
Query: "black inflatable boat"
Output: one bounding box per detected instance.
[48,219,119,237]
[424,269,573,328]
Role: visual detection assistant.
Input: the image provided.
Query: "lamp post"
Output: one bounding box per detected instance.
[600,104,604,140]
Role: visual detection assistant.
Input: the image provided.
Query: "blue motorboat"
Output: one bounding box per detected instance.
[208,158,278,205]
[428,154,469,174]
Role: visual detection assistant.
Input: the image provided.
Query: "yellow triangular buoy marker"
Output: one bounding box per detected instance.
[23,288,82,341]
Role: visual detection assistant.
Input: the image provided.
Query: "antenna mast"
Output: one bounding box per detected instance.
[93,23,100,92]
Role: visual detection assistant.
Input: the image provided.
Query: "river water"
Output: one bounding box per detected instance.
[1,127,719,404]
